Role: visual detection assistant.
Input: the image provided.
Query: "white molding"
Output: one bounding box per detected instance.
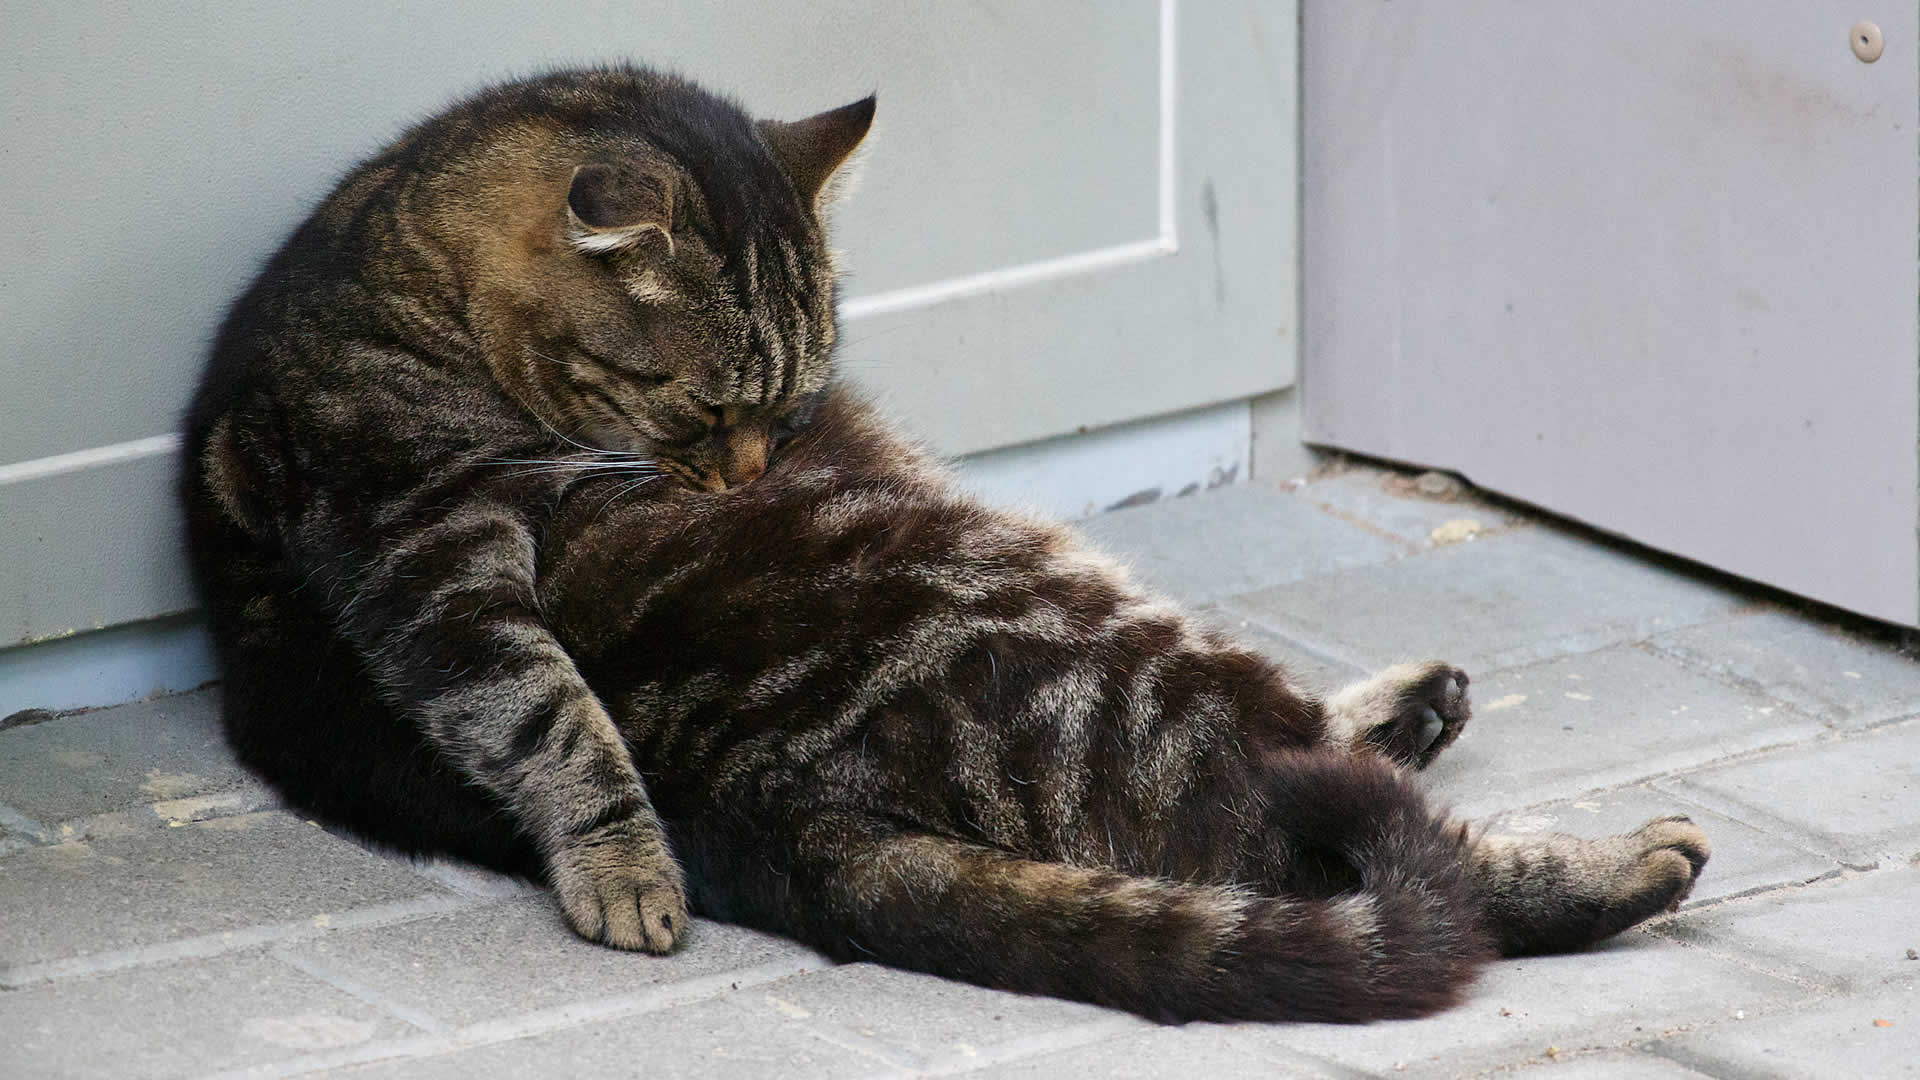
[842,0,1180,323]
[0,433,181,487]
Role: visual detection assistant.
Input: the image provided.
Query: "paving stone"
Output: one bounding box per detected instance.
[1475,784,1838,906]
[1292,468,1523,549]
[0,687,252,823]
[1661,721,1920,868]
[1222,529,1742,673]
[1249,931,1802,1078]
[968,1023,1352,1079]
[1654,867,1920,986]
[281,894,833,1028]
[1494,1050,1720,1077]
[1212,617,1366,695]
[1652,610,1920,729]
[331,994,890,1080]
[0,811,443,972]
[742,961,1128,1070]
[1659,981,1919,1078]
[1419,646,1823,819]
[0,950,413,1080]
[1075,484,1401,604]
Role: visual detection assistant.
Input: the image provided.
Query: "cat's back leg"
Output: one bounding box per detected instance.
[1323,660,1471,768]
[1470,817,1710,954]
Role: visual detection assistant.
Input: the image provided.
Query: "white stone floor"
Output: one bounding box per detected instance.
[4,465,1916,1078]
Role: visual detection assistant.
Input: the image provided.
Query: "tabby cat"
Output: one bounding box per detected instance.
[182,66,1708,1023]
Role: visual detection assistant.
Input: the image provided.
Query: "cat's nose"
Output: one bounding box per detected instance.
[717,430,770,489]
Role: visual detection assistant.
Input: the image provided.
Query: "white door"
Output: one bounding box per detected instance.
[1302,2,1919,626]
[0,0,1298,647]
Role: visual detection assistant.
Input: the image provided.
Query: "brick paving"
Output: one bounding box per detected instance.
[4,464,1916,1078]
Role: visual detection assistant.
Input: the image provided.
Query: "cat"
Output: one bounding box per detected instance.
[182,66,1708,1024]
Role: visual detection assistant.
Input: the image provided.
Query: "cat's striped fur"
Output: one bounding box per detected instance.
[183,66,1707,1023]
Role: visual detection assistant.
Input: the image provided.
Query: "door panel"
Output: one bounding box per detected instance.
[0,1,1298,644]
[1303,1,1918,625]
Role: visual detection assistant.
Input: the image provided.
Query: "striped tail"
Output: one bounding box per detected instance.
[708,751,1491,1023]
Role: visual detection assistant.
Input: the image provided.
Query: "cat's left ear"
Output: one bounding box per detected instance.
[567,159,676,255]
[760,95,876,208]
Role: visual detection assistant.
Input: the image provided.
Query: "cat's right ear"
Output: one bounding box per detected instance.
[761,95,876,208]
[567,161,675,256]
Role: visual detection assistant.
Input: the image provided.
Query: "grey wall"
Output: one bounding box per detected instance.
[0,1,1300,648]
[1303,1,1918,626]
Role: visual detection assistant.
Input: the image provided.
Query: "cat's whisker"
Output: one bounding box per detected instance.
[589,475,664,522]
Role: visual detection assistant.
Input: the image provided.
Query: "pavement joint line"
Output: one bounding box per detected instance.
[1216,604,1373,671]
[195,952,834,1080]
[0,892,477,989]
[404,857,545,899]
[269,945,452,1035]
[912,1015,1149,1076]
[1670,864,1850,914]
[716,994,917,1072]
[38,788,283,844]
[1214,611,1366,681]
[1648,717,1920,870]
[1294,498,1424,556]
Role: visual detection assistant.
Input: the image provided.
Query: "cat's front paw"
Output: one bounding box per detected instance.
[1326,660,1470,769]
[549,815,689,953]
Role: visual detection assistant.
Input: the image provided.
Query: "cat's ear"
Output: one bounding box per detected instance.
[760,95,876,207]
[567,160,675,255]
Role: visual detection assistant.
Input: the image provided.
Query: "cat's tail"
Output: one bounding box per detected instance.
[738,751,1490,1023]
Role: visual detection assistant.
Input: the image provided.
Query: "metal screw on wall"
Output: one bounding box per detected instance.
[1850,21,1883,62]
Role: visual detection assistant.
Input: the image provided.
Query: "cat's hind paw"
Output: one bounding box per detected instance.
[1326,660,1470,769]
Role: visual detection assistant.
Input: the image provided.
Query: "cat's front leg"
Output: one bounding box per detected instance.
[1323,660,1471,768]
[322,502,688,952]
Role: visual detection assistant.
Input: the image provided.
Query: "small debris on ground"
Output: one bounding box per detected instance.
[1906,948,1917,960]
[1874,1019,1893,1029]
[1429,518,1484,545]
[1415,470,1466,498]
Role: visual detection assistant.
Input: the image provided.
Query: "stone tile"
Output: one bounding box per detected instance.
[1655,867,1920,986]
[281,894,832,1028]
[0,811,442,972]
[1222,528,1742,673]
[1249,932,1802,1078]
[1475,785,1838,906]
[0,688,252,824]
[969,1023,1351,1079]
[1652,610,1920,729]
[0,950,413,1080]
[1419,646,1823,818]
[1075,484,1401,604]
[1209,616,1366,695]
[1662,721,1920,868]
[1496,1051,1720,1077]
[332,994,890,1080]
[1659,982,1919,1078]
[1292,468,1523,549]
[743,962,1126,1070]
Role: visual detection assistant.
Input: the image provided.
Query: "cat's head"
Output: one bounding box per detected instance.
[466,71,873,491]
